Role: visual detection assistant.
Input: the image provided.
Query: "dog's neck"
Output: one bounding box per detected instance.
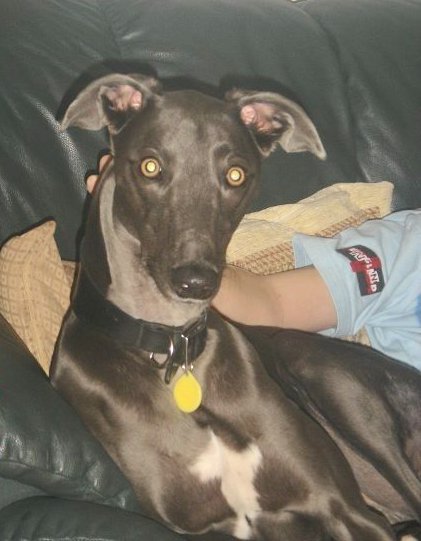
[80,170,208,328]
[72,268,208,381]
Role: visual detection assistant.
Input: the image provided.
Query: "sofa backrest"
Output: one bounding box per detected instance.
[0,0,420,259]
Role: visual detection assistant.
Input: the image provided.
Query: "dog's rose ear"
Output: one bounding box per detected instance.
[61,74,162,134]
[226,89,326,159]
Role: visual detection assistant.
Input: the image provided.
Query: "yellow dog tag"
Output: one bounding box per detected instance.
[173,371,202,413]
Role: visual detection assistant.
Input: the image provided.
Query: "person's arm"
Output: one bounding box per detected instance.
[212,265,337,332]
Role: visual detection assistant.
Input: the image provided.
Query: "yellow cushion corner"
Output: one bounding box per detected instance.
[227,181,393,275]
[0,220,72,374]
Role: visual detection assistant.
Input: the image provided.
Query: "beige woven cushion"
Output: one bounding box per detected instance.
[0,221,72,374]
[227,181,393,273]
[0,181,393,374]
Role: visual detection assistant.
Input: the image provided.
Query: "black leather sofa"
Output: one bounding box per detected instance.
[1,1,420,539]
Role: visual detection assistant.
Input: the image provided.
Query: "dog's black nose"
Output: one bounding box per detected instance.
[171,264,218,300]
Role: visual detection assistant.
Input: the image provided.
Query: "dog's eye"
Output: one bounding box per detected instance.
[226,166,246,187]
[139,157,161,179]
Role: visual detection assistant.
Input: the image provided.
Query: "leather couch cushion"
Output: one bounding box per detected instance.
[0,497,182,541]
[1,0,420,260]
[0,314,140,512]
[300,0,421,210]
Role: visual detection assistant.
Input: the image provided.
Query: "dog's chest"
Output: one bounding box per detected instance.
[188,430,263,539]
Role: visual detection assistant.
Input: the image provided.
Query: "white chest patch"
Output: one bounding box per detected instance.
[189,431,262,539]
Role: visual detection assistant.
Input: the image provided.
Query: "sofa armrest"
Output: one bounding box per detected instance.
[0,314,138,512]
[0,496,182,541]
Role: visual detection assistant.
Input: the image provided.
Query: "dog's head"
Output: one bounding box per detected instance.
[62,74,325,305]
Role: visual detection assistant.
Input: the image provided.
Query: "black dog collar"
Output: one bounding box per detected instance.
[72,270,208,383]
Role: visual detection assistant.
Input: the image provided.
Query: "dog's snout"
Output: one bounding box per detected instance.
[171,264,218,300]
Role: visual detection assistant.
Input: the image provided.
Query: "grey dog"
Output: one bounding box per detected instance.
[51,73,420,541]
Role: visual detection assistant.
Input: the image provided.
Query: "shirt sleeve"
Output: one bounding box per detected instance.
[292,210,421,368]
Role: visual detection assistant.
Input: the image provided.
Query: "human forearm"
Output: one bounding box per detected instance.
[212,265,337,332]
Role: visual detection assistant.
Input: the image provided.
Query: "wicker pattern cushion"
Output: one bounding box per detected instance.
[227,181,393,274]
[0,221,72,374]
[0,182,393,374]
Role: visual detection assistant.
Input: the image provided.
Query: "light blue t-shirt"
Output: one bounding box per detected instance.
[293,209,421,370]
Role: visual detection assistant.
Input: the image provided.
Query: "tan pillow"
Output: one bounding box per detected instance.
[0,221,72,374]
[227,181,393,274]
[0,181,393,373]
